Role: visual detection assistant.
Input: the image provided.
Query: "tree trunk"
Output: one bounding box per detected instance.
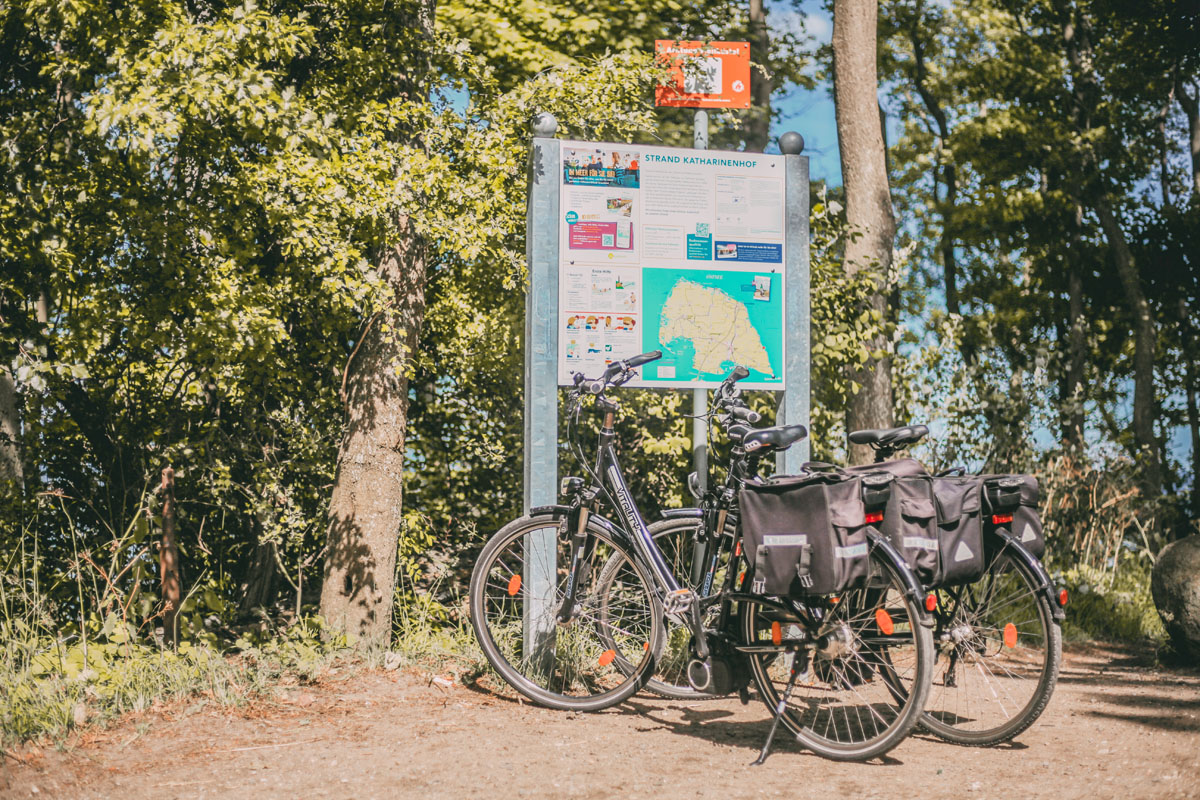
[238,539,277,618]
[1062,9,1160,494]
[747,0,772,153]
[1092,197,1160,494]
[1176,77,1200,199]
[0,368,21,492]
[1063,204,1087,452]
[320,216,427,641]
[833,0,896,464]
[318,0,434,643]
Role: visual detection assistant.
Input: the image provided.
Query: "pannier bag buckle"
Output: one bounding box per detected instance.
[752,544,769,594]
[795,545,813,588]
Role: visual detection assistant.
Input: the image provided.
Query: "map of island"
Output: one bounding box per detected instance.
[659,279,775,377]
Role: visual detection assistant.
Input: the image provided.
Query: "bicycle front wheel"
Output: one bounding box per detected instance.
[469,513,663,711]
[922,547,1062,745]
[740,546,934,761]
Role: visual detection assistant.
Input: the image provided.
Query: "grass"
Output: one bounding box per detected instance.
[0,618,353,750]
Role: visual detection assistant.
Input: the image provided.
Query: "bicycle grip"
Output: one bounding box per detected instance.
[729,406,761,424]
[625,350,662,368]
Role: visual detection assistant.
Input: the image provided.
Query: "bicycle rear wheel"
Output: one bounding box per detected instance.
[469,513,663,711]
[922,547,1061,744]
[739,546,934,761]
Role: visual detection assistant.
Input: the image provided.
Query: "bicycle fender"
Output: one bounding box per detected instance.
[659,507,741,525]
[528,504,570,517]
[866,530,934,627]
[990,529,1066,621]
[660,507,702,519]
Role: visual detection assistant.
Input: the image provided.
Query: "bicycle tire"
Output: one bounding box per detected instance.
[469,512,664,711]
[739,546,934,761]
[920,546,1062,745]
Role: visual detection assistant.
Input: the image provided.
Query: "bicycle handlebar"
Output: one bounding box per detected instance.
[577,350,663,395]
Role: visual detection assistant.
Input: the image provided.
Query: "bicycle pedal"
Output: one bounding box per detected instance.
[662,588,695,615]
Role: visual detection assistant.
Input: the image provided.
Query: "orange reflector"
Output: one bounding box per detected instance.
[992,513,1014,524]
[1058,588,1069,607]
[771,621,782,645]
[735,541,742,556]
[830,596,840,604]
[738,570,745,587]
[875,608,895,635]
[598,649,616,666]
[507,574,521,596]
[643,642,650,651]
[1003,623,1018,648]
[925,593,937,612]
[864,511,884,524]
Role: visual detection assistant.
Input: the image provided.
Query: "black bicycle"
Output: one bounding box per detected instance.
[469,353,935,761]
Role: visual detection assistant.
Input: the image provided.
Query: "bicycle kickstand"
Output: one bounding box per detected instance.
[751,654,803,766]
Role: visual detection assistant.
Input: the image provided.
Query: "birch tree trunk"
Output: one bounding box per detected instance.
[833,0,896,464]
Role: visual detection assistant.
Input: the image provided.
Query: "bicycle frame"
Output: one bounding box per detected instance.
[555,394,681,625]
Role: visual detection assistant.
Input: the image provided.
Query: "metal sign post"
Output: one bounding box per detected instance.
[778,130,811,472]
[523,113,561,656]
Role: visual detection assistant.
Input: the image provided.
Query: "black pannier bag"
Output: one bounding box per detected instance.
[739,473,871,596]
[982,474,1043,558]
[877,476,939,586]
[931,476,985,585]
[877,475,984,587]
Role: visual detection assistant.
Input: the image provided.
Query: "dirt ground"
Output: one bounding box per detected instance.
[2,643,1198,800]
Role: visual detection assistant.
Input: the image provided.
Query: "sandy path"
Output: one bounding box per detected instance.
[3,643,1198,800]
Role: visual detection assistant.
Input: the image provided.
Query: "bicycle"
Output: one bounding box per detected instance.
[845,430,1066,746]
[470,353,936,761]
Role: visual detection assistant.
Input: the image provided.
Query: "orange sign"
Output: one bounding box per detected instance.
[655,40,751,109]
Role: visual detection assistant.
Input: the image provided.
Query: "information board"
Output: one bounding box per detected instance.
[557,140,787,389]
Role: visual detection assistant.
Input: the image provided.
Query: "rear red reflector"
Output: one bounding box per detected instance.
[992,513,1014,524]
[925,593,937,612]
[735,541,742,556]
[1058,588,1069,607]
[864,512,884,524]
[1003,623,1018,648]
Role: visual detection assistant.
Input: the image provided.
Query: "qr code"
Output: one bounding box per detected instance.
[696,223,710,237]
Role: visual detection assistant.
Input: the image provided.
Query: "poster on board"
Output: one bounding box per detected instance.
[654,41,752,109]
[558,140,786,389]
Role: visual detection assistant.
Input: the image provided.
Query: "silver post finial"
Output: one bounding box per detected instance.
[531,112,558,137]
[779,131,804,155]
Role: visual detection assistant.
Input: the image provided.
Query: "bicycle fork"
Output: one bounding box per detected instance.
[556,501,594,624]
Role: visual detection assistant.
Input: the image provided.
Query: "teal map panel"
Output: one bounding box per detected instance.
[640,267,783,387]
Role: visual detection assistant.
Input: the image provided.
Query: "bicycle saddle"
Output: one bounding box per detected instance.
[848,424,928,448]
[742,424,808,453]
